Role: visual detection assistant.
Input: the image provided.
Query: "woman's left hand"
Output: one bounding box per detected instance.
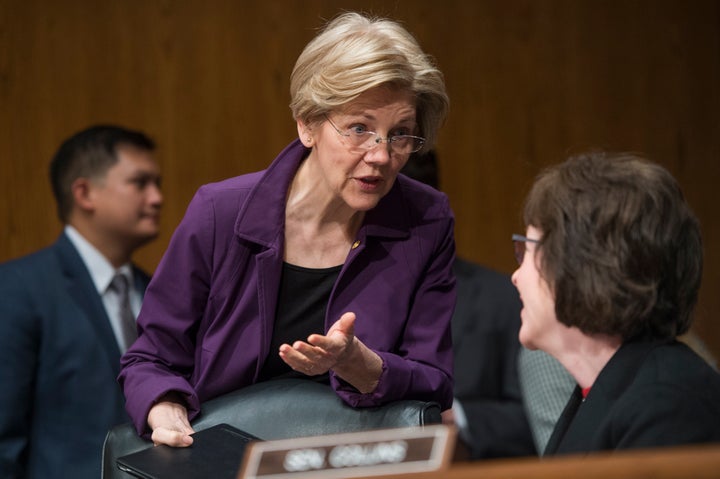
[279,312,356,376]
[279,312,382,392]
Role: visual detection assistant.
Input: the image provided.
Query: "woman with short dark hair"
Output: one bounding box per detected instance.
[512,152,720,455]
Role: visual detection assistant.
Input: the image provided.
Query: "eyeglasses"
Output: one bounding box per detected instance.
[325,115,426,155]
[512,234,540,265]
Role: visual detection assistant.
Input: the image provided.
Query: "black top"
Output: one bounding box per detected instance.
[258,262,342,382]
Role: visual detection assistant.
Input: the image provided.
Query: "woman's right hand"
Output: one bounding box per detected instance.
[147,393,195,447]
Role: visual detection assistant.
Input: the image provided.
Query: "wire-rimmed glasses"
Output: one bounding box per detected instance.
[325,115,425,155]
[512,234,540,265]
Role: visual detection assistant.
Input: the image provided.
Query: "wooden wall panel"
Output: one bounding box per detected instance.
[1,0,718,357]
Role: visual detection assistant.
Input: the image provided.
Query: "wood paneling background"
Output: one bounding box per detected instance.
[2,0,719,358]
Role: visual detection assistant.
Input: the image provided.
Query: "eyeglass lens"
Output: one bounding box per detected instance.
[512,234,540,265]
[513,240,526,265]
[326,116,423,154]
[357,134,421,154]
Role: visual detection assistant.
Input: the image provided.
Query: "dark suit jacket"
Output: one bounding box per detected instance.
[452,258,536,458]
[0,233,150,479]
[545,339,720,456]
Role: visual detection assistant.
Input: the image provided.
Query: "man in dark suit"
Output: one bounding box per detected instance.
[0,125,163,479]
[401,151,536,459]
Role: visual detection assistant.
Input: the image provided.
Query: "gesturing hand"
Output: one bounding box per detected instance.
[279,312,382,393]
[279,312,356,376]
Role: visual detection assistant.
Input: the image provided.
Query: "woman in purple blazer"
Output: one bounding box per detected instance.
[511,152,720,455]
[119,12,456,447]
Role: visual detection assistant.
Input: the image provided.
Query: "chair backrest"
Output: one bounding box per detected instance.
[102,378,442,478]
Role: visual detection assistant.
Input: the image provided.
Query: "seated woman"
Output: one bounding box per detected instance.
[511,151,720,455]
[119,11,455,448]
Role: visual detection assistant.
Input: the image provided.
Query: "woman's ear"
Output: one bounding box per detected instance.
[296,119,314,148]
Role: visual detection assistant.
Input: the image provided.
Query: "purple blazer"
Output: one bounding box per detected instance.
[119,140,456,435]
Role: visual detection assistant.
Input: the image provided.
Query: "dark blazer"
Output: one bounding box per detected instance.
[544,339,720,456]
[0,233,150,479]
[451,258,536,459]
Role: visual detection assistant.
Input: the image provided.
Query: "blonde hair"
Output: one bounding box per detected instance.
[290,12,448,149]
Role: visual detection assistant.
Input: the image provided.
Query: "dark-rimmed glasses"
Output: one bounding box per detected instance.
[325,115,426,155]
[512,234,540,265]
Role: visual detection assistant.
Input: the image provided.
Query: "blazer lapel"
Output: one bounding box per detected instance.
[544,386,583,455]
[54,234,124,372]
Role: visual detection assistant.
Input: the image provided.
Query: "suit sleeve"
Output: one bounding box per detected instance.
[0,266,39,476]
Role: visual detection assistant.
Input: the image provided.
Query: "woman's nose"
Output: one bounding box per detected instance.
[362,140,392,164]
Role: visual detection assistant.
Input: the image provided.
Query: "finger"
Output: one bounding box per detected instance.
[307,333,337,350]
[151,427,194,447]
[340,311,356,324]
[279,344,311,368]
[327,312,356,337]
[279,345,325,375]
[279,342,310,360]
[291,340,315,353]
[309,313,355,348]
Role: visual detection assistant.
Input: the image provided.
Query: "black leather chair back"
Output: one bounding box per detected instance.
[102,379,442,478]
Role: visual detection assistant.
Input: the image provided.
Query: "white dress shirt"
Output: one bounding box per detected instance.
[64,225,141,352]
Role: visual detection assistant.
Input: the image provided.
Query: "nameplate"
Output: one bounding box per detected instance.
[238,424,455,478]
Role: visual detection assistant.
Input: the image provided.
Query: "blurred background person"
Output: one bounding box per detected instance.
[401,150,536,459]
[0,125,163,478]
[119,12,456,448]
[511,151,720,455]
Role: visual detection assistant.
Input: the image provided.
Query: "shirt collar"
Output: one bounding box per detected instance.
[64,225,132,293]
